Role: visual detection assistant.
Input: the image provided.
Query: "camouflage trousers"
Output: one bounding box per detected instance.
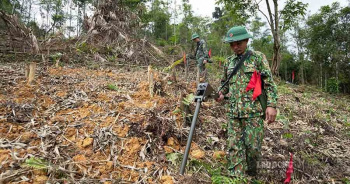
[227,117,264,177]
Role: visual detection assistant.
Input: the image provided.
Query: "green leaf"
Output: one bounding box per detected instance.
[172,107,181,114]
[183,93,194,106]
[166,153,182,165]
[23,157,50,170]
[283,133,293,139]
[107,84,118,91]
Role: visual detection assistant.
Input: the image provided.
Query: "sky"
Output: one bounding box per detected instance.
[189,0,349,19]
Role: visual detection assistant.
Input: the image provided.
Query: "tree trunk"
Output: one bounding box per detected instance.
[266,0,281,76]
[271,0,281,75]
[284,60,287,82]
[336,62,338,83]
[28,0,32,22]
[320,63,322,88]
[77,5,80,36]
[69,1,72,38]
[271,37,281,75]
[325,71,327,91]
[300,61,305,85]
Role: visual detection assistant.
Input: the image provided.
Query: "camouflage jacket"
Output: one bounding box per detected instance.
[195,40,209,63]
[221,49,278,118]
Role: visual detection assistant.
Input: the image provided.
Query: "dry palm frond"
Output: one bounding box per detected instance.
[0,11,40,54]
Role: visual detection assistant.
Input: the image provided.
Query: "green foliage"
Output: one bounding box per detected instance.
[280,0,308,31]
[166,153,182,165]
[326,77,339,93]
[342,178,350,184]
[107,84,119,91]
[163,58,184,72]
[188,159,249,184]
[143,0,171,41]
[119,0,146,10]
[277,84,293,95]
[172,107,181,114]
[156,38,167,47]
[276,110,290,129]
[23,157,50,170]
[76,41,97,54]
[0,0,15,14]
[27,21,46,38]
[283,133,293,139]
[182,93,194,106]
[107,55,117,62]
[50,52,62,59]
[212,175,248,184]
[303,3,350,93]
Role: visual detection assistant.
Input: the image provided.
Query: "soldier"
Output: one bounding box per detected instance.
[216,26,278,178]
[191,33,209,81]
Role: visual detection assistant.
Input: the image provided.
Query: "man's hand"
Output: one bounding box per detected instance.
[265,107,277,123]
[215,91,225,102]
[203,60,208,64]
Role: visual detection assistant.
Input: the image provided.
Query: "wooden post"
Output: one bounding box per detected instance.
[55,58,60,67]
[185,62,188,80]
[171,67,176,83]
[25,64,29,78]
[148,65,154,97]
[27,62,36,84]
[196,67,200,85]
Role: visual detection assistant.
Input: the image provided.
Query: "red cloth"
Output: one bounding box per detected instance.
[183,53,186,64]
[246,70,262,100]
[284,153,294,184]
[208,49,212,58]
[292,71,295,81]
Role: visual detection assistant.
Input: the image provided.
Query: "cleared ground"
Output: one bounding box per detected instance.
[0,62,349,183]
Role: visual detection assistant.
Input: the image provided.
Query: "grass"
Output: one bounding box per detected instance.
[277,84,293,95]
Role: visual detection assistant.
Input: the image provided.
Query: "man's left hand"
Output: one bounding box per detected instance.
[265,107,277,123]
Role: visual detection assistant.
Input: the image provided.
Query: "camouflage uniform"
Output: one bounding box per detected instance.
[221,49,278,177]
[195,39,209,74]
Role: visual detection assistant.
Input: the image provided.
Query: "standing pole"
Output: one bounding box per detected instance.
[180,99,202,175]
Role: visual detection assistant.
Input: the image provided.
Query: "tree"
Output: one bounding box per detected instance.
[216,0,308,75]
[0,0,16,14]
[304,2,350,93]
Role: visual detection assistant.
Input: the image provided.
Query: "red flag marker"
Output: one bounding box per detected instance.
[246,70,262,100]
[284,153,294,184]
[208,49,212,58]
[183,53,186,65]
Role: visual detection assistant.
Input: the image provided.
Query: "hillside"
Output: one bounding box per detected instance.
[0,62,349,184]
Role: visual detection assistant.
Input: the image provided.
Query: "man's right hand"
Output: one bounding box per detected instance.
[215,91,225,102]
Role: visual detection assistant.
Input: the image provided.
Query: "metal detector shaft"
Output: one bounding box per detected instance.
[180,99,201,175]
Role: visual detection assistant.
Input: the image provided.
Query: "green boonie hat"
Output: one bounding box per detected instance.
[191,33,199,40]
[224,26,252,43]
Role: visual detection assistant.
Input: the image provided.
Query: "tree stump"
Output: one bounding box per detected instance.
[27,62,36,84]
[55,58,60,68]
